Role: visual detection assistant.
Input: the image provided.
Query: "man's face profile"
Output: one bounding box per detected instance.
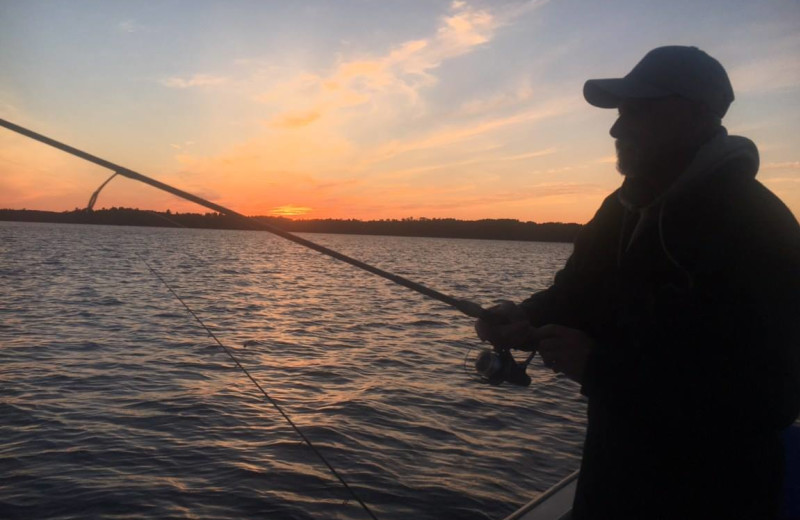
[610,97,702,181]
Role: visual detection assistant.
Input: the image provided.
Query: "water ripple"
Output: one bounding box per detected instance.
[0,222,582,520]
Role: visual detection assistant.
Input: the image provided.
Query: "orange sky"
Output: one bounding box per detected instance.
[1,1,798,224]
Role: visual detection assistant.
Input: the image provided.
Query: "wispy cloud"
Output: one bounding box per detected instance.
[270,110,322,129]
[762,161,800,170]
[459,82,535,115]
[730,56,800,94]
[255,1,524,128]
[499,149,558,161]
[369,148,556,182]
[362,96,577,164]
[164,1,567,220]
[728,32,800,94]
[595,155,617,164]
[763,177,800,184]
[117,19,147,34]
[162,74,229,89]
[379,180,606,215]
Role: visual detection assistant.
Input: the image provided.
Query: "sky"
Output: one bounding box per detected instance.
[1,0,798,224]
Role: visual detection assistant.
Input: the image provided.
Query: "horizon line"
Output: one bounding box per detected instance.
[0,207,583,226]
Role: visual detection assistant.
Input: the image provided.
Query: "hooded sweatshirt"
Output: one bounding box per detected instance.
[521,129,800,520]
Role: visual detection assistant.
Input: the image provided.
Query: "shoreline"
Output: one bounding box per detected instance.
[0,208,581,244]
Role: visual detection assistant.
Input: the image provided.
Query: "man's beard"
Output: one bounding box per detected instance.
[615,140,644,178]
[615,139,662,207]
[615,138,692,206]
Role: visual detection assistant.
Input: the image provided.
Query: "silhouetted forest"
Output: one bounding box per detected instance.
[0,208,581,243]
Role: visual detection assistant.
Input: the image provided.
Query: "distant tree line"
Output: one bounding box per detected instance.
[0,208,582,243]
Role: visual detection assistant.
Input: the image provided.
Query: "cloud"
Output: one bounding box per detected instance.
[362,95,577,165]
[763,177,800,184]
[730,57,800,94]
[271,110,322,129]
[728,31,800,95]
[170,141,195,151]
[165,1,563,219]
[162,74,229,89]
[117,19,147,34]
[762,161,800,170]
[595,155,617,164]
[167,114,361,217]
[372,147,556,182]
[437,2,495,51]
[499,149,557,161]
[459,82,535,115]
[256,1,517,128]
[374,180,607,217]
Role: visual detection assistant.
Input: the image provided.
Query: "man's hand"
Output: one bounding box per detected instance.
[534,324,595,384]
[474,301,537,351]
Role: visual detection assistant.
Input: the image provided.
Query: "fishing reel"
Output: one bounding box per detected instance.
[474,347,534,386]
[470,300,535,386]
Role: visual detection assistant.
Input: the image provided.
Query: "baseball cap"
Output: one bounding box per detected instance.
[583,46,734,118]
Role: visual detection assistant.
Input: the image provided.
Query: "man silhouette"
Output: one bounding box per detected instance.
[477,46,800,519]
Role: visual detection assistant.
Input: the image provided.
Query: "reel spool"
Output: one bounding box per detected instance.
[475,348,533,386]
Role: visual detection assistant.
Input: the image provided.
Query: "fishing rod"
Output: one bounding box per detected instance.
[0,118,486,315]
[0,117,533,386]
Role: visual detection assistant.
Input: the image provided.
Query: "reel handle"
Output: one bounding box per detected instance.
[473,301,534,386]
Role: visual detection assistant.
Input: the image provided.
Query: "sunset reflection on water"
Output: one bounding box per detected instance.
[1,221,583,520]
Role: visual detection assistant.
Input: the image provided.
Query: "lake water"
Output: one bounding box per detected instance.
[0,221,586,520]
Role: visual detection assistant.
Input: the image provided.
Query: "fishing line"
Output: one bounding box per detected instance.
[87,172,118,211]
[126,210,373,515]
[138,254,379,520]
[90,188,377,515]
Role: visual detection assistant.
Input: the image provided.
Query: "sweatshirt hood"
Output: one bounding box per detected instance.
[662,127,759,203]
[618,127,760,211]
[616,129,760,269]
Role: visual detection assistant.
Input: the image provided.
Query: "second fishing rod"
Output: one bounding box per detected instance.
[0,117,534,387]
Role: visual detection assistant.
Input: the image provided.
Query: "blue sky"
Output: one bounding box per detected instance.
[1,0,798,222]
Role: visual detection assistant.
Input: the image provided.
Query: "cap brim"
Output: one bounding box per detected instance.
[583,77,672,108]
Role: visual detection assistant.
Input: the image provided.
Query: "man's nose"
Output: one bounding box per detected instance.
[610,117,622,139]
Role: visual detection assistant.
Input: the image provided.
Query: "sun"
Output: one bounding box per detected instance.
[269,205,313,218]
